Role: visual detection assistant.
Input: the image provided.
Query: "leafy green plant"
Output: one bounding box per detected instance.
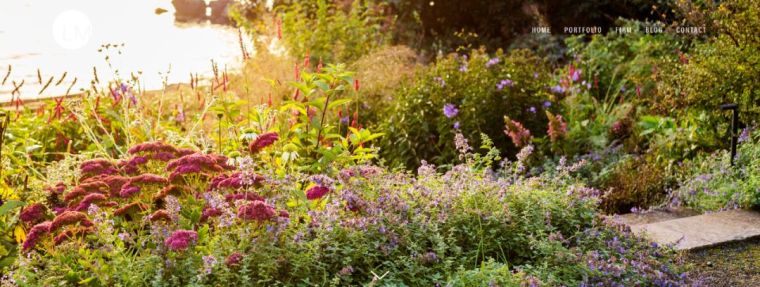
[275,0,391,63]
[378,48,552,169]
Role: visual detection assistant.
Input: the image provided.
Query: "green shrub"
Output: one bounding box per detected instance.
[378,48,552,169]
[275,0,391,63]
[659,0,760,123]
[671,128,760,211]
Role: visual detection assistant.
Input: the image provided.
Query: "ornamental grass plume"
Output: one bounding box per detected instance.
[53,226,94,245]
[249,132,278,154]
[237,201,276,221]
[19,203,47,225]
[49,211,93,232]
[546,111,568,142]
[22,221,52,252]
[503,116,532,147]
[306,185,330,200]
[164,230,198,251]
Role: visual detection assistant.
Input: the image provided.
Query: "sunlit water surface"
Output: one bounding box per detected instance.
[0,0,252,102]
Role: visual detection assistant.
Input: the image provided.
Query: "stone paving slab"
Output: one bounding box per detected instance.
[610,208,699,226]
[628,209,760,250]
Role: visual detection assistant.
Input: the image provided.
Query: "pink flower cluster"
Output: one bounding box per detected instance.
[546,112,568,142]
[164,230,198,251]
[49,211,93,232]
[306,185,330,200]
[22,221,52,251]
[504,116,532,147]
[166,153,234,181]
[249,132,278,154]
[119,174,168,197]
[237,201,276,221]
[20,203,47,225]
[121,142,195,174]
[207,172,262,191]
[80,159,118,178]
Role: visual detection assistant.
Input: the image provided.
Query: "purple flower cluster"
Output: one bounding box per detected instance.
[485,57,500,67]
[496,79,513,90]
[443,103,459,118]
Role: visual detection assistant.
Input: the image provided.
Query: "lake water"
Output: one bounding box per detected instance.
[0,0,253,102]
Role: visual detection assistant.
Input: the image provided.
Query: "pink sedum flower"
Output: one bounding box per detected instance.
[164,230,198,251]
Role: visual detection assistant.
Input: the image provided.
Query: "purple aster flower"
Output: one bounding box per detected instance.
[433,76,445,87]
[340,116,350,125]
[485,57,500,67]
[528,106,537,113]
[738,127,752,143]
[443,104,459,118]
[550,85,565,94]
[496,79,513,90]
[453,121,460,129]
[543,101,552,108]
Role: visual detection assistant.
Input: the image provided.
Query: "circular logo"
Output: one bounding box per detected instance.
[52,10,92,50]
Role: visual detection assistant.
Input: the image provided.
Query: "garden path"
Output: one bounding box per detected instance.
[614,209,760,250]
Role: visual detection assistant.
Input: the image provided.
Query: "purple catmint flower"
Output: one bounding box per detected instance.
[543,101,552,108]
[164,230,198,251]
[738,127,752,143]
[202,255,217,274]
[443,104,459,118]
[433,76,445,87]
[485,57,500,67]
[496,79,513,90]
[528,106,537,113]
[550,85,565,94]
